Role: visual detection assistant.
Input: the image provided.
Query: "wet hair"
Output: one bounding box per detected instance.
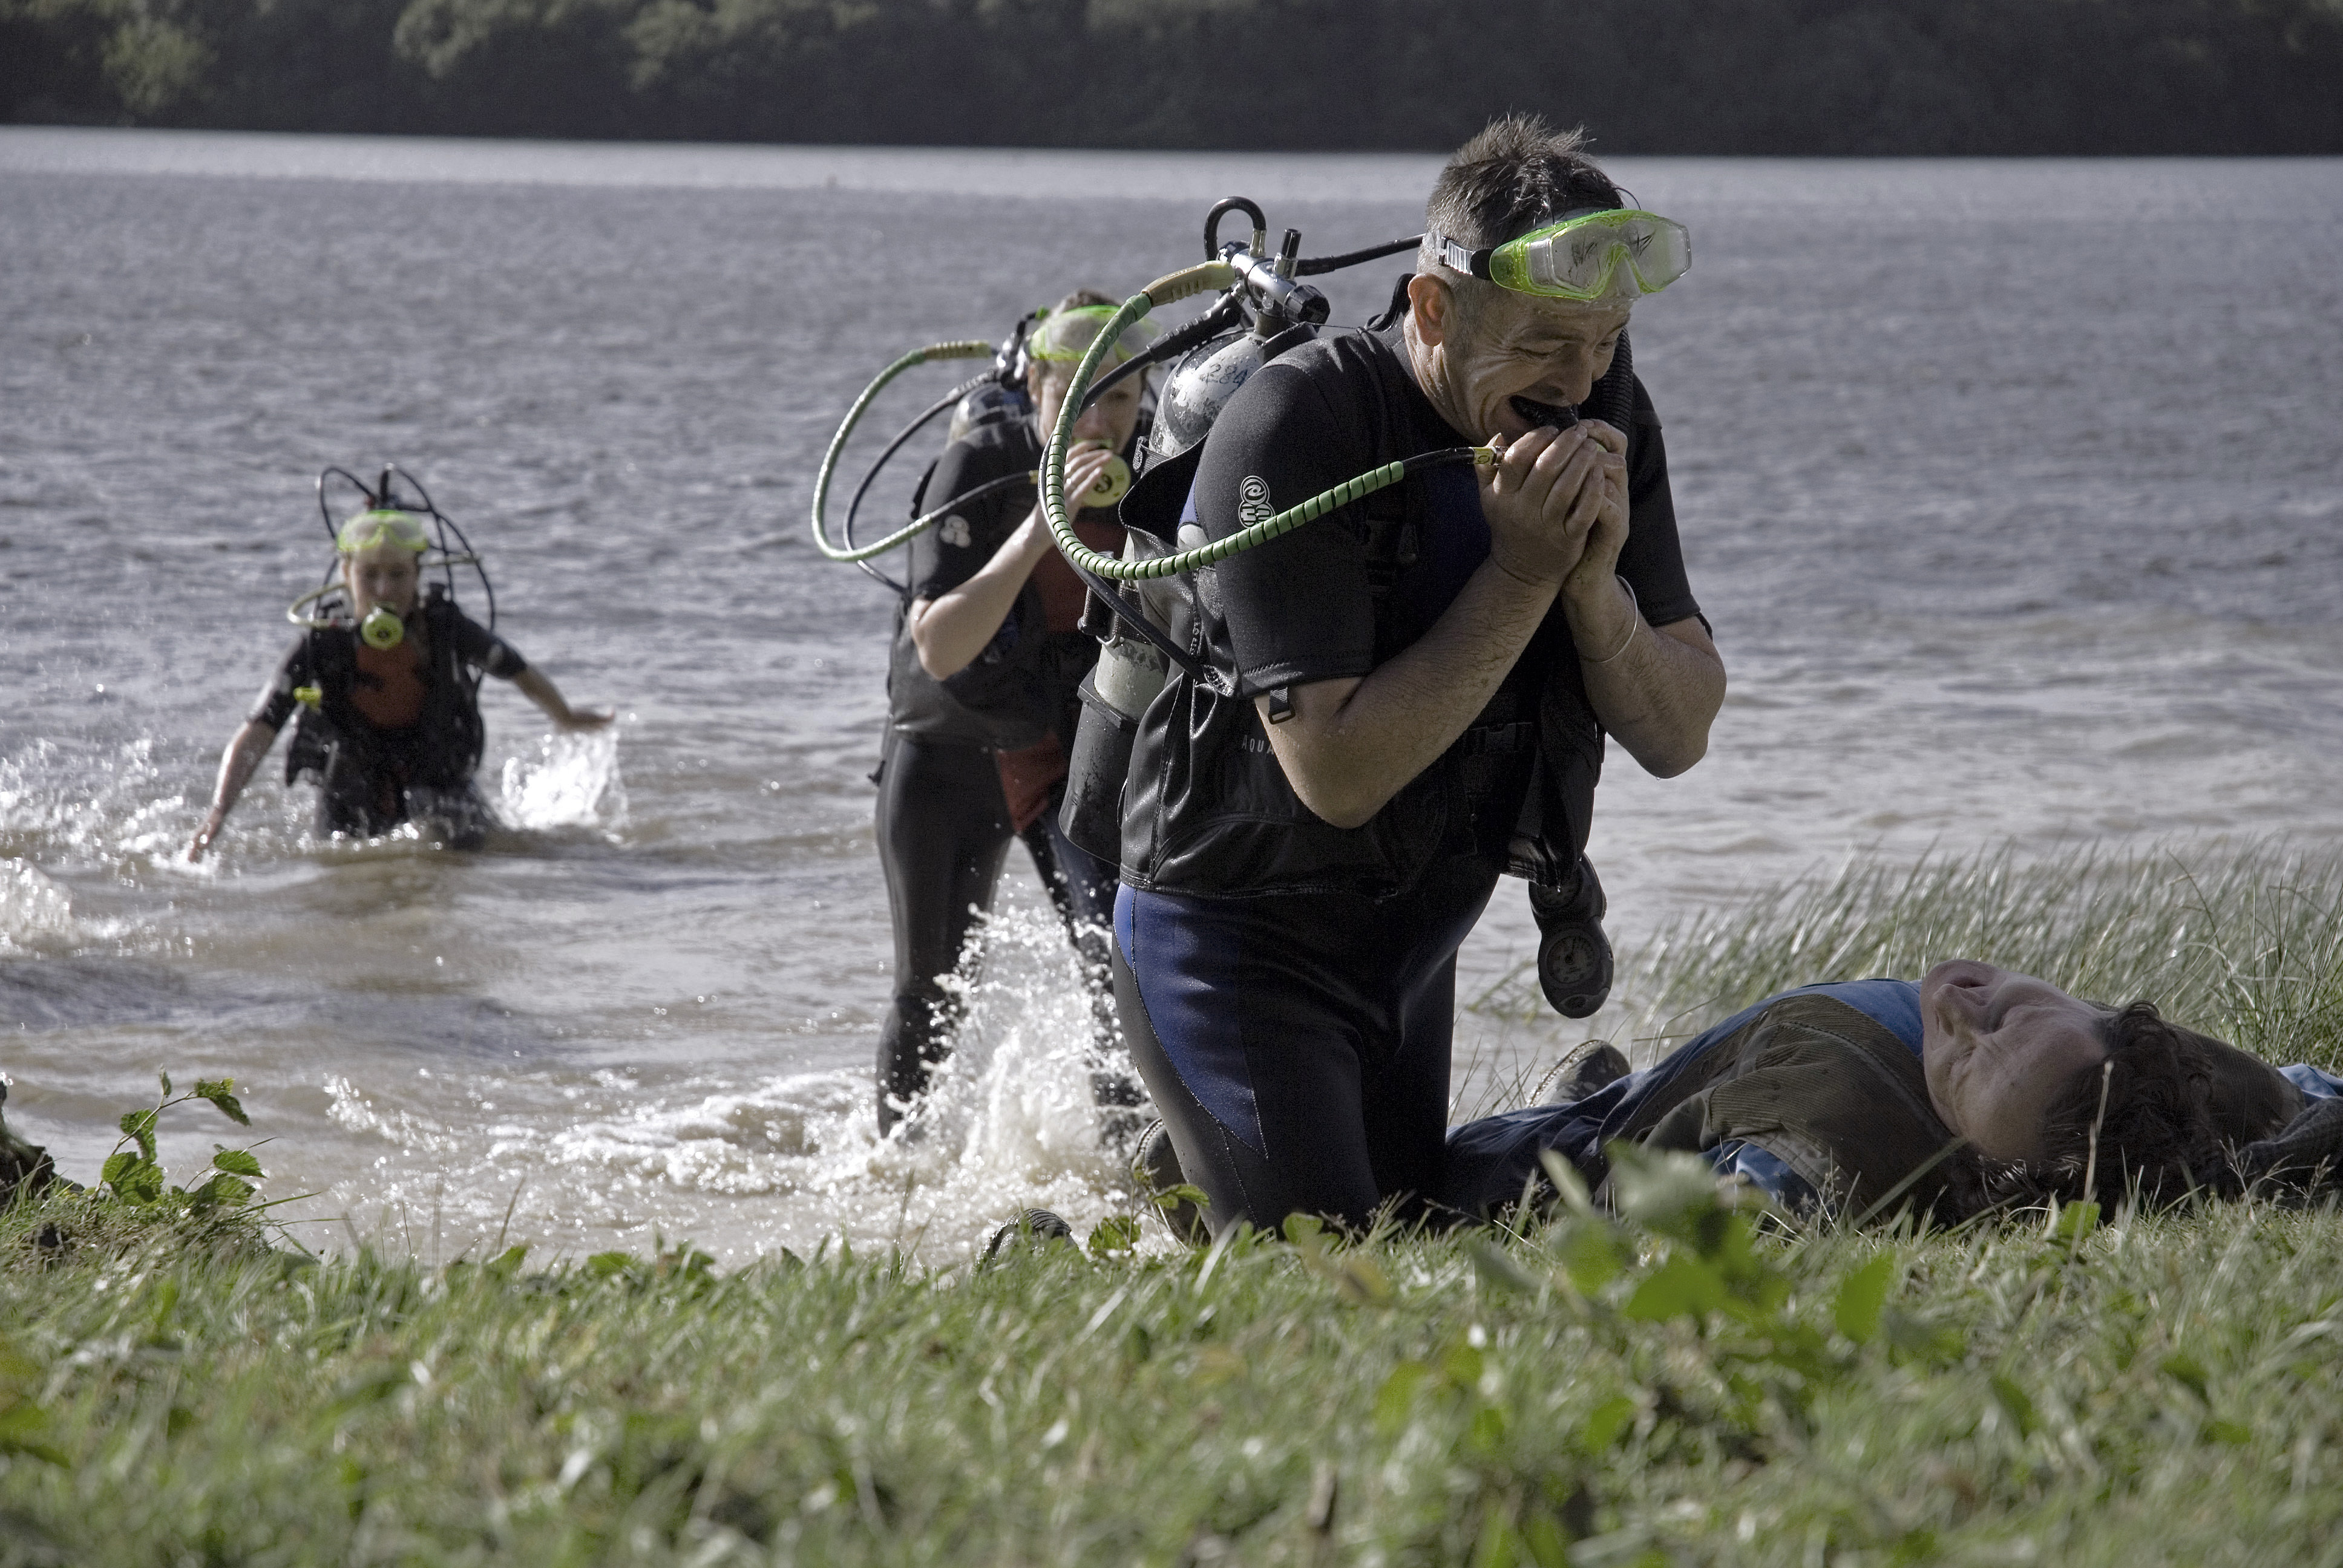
[1944,1001,2236,1220]
[1418,114,1624,332]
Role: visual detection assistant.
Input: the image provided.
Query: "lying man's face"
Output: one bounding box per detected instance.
[1921,959,2112,1162]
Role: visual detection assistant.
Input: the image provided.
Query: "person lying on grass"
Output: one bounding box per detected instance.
[1441,959,2343,1227]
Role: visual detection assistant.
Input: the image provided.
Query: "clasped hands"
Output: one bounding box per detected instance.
[1476,420,1630,604]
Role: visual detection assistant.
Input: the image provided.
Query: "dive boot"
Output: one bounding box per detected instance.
[1133,1120,1209,1247]
[981,1208,1075,1263]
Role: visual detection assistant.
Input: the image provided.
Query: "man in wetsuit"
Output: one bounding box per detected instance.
[1112,116,1727,1237]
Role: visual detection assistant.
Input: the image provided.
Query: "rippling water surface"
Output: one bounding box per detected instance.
[4,129,2340,1261]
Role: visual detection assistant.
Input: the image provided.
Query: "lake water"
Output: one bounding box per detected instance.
[4,128,2340,1263]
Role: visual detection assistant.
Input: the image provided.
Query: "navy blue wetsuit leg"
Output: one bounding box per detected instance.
[1113,856,1499,1235]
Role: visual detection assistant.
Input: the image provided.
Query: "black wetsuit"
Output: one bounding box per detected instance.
[1113,309,1700,1235]
[254,595,523,847]
[874,417,1136,1135]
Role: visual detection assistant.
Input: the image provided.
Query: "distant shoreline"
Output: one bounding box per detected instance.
[8,0,2340,157]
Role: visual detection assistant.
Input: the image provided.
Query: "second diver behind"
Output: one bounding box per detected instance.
[874,292,1155,1139]
[188,496,610,861]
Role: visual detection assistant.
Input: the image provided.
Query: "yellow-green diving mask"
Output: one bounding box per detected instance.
[1027,304,1163,365]
[335,509,431,556]
[1430,208,1691,302]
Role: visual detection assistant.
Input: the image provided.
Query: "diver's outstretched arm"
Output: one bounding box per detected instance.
[510,667,613,732]
[188,720,280,863]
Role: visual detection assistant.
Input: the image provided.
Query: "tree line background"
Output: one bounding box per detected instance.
[5,0,2341,153]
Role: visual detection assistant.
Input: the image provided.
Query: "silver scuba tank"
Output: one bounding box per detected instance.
[1148,328,1269,462]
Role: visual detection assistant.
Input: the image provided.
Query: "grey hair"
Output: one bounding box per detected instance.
[1417,114,1625,331]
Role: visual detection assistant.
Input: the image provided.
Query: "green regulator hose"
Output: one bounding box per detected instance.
[808,260,1498,582]
[809,339,994,563]
[1041,267,1497,582]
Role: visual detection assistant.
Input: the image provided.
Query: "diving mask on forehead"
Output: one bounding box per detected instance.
[335,509,431,555]
[1430,208,1691,302]
[1027,304,1163,366]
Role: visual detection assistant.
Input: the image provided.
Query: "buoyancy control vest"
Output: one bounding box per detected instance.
[284,586,487,792]
[1070,325,1631,901]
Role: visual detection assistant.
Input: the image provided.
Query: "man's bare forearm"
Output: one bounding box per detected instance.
[1559,577,1725,776]
[1260,557,1559,829]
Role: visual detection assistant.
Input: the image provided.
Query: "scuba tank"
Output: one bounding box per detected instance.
[1058,212,1331,861]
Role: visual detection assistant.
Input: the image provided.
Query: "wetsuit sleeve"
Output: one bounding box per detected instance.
[450,612,528,678]
[1191,361,1378,695]
[1614,377,1703,632]
[247,635,313,730]
[903,435,1035,604]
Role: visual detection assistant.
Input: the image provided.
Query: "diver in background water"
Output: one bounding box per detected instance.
[186,506,609,861]
[873,291,1155,1138]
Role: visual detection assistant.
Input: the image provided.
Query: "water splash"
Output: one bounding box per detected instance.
[327,901,1155,1263]
[497,728,626,835]
[0,858,77,953]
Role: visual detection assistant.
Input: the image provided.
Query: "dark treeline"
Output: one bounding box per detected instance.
[5,0,2341,154]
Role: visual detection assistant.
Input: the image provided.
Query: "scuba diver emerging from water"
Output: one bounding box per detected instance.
[188,503,608,861]
[873,291,1154,1138]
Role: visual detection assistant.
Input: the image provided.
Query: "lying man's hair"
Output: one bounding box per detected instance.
[1419,114,1623,331]
[1959,1001,2234,1218]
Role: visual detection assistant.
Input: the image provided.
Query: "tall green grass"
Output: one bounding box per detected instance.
[1477,837,2343,1072]
[5,837,2342,1565]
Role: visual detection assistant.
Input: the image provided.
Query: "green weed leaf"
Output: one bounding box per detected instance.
[188,1173,255,1210]
[2160,1352,2211,1404]
[1834,1254,1895,1345]
[2047,1199,2101,1243]
[485,1246,529,1279]
[1087,1215,1141,1257]
[1469,1241,1540,1297]
[119,1109,157,1162]
[2205,1419,2250,1445]
[1989,1373,2038,1437]
[1556,1220,1624,1296]
[194,1079,250,1126]
[158,1071,172,1097]
[585,1252,635,1279]
[1374,1361,1430,1436]
[210,1149,264,1177]
[1538,1148,1593,1216]
[1579,1394,1637,1455]
[1607,1144,1726,1232]
[1623,1255,1726,1323]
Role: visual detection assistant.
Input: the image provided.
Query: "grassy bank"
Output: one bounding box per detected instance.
[5,838,2342,1566]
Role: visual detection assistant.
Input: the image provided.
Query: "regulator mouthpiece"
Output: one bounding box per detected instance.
[1083,454,1132,510]
[359,603,407,651]
[1031,453,1132,510]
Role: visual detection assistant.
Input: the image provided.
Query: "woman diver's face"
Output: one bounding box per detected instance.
[1921,960,2112,1162]
[344,543,420,619]
[1031,364,1145,456]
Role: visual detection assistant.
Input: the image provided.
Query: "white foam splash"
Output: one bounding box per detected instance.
[497,728,626,834]
[526,903,1149,1261]
[0,858,77,952]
